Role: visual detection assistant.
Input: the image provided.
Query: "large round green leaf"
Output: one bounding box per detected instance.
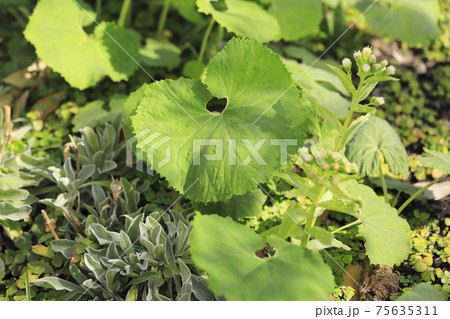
[192,189,266,218]
[190,214,334,300]
[24,0,140,90]
[197,0,279,42]
[361,0,440,44]
[269,0,323,41]
[397,283,445,301]
[346,117,408,176]
[417,148,450,174]
[131,38,309,202]
[342,180,410,266]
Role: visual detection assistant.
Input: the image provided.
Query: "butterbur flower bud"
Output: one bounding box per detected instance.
[303,154,313,163]
[331,176,340,186]
[371,96,385,106]
[373,63,381,70]
[387,65,396,75]
[361,64,371,73]
[317,176,325,185]
[380,60,388,67]
[353,50,362,60]
[362,46,372,59]
[342,58,352,69]
[307,169,317,179]
[369,54,377,63]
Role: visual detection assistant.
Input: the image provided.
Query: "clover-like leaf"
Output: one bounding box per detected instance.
[197,0,279,42]
[417,148,450,174]
[342,180,410,266]
[359,0,440,44]
[269,0,323,41]
[193,189,266,219]
[346,117,408,176]
[397,283,445,301]
[131,38,309,202]
[190,214,334,300]
[24,0,140,90]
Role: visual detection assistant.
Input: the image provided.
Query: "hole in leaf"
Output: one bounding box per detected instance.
[206,97,228,114]
[255,244,275,259]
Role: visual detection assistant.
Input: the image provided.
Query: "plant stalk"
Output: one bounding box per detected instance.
[331,219,362,234]
[198,18,215,62]
[8,7,26,27]
[379,166,389,204]
[0,105,12,165]
[25,269,31,301]
[96,0,102,18]
[397,173,449,214]
[156,0,173,40]
[118,0,133,27]
[334,110,354,152]
[301,186,326,248]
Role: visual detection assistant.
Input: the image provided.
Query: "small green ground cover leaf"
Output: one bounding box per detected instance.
[131,38,309,202]
[190,214,334,300]
[24,0,140,90]
[346,117,408,176]
[342,180,410,266]
[397,283,445,301]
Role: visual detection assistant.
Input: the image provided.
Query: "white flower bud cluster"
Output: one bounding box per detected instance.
[343,47,397,77]
[296,145,358,177]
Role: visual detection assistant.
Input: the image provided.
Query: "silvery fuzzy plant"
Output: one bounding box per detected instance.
[33,210,215,301]
[30,113,136,232]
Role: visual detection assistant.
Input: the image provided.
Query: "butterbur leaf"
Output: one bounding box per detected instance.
[132,38,309,202]
[173,0,205,24]
[192,189,266,218]
[346,117,408,176]
[285,60,350,118]
[342,180,410,266]
[197,0,279,42]
[397,283,445,301]
[360,0,440,44]
[190,215,334,300]
[269,0,322,41]
[24,0,140,90]
[417,148,450,174]
[140,39,181,70]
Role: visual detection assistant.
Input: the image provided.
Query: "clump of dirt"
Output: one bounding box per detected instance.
[344,259,401,301]
[360,260,401,301]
